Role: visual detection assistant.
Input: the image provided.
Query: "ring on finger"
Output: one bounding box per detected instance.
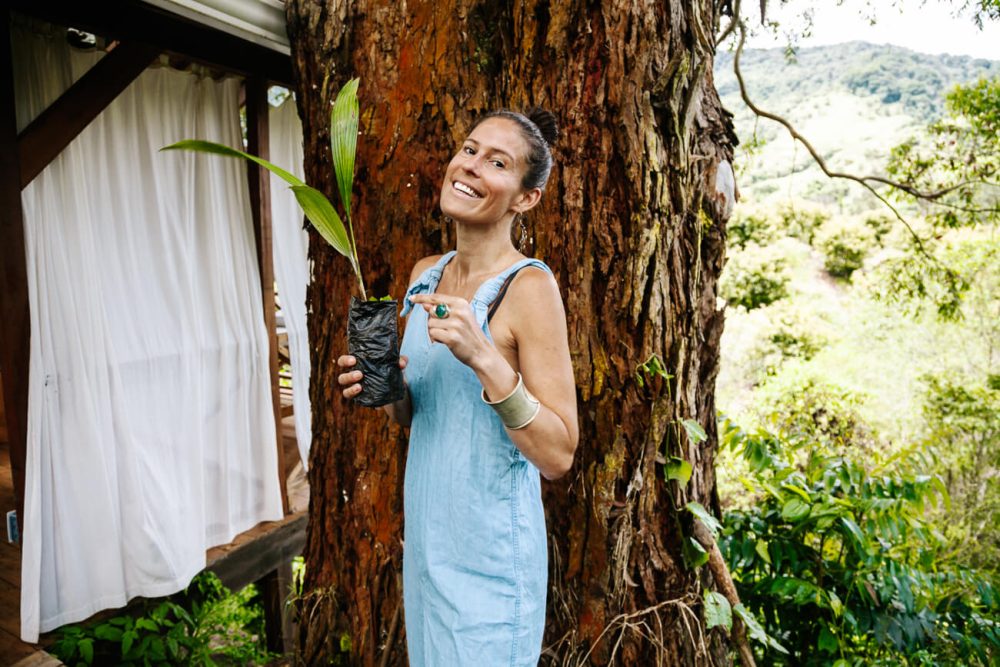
[434,303,451,319]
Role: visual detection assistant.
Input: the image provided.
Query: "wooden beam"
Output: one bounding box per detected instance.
[0,10,29,535]
[17,40,159,189]
[245,76,289,516]
[8,1,292,86]
[205,512,306,593]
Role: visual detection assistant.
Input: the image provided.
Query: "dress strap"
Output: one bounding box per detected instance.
[401,251,457,317]
[473,258,552,327]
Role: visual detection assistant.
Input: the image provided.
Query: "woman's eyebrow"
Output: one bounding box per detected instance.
[464,137,516,164]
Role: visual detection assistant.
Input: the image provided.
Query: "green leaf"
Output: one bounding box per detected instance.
[781,497,811,522]
[330,78,360,218]
[755,539,772,565]
[135,617,158,632]
[665,457,693,485]
[78,638,94,664]
[122,629,137,656]
[704,591,733,631]
[682,418,707,444]
[684,501,723,538]
[818,624,839,654]
[840,516,871,556]
[290,185,352,257]
[683,536,710,568]
[161,140,304,187]
[734,603,789,654]
[94,623,123,641]
[780,483,812,503]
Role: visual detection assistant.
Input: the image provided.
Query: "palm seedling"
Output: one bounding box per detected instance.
[163,79,405,407]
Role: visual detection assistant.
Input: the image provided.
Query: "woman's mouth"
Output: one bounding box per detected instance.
[453,180,483,198]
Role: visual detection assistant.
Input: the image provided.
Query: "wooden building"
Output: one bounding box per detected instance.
[1,1,310,662]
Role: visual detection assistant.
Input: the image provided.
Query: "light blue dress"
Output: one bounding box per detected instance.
[399,251,550,667]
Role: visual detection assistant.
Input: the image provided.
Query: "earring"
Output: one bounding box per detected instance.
[517,214,528,253]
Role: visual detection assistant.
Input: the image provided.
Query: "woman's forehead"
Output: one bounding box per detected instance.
[466,117,529,156]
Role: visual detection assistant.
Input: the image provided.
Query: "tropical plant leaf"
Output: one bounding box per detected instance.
[781,497,811,522]
[290,185,353,258]
[704,591,733,631]
[683,536,710,568]
[330,78,360,217]
[665,457,693,485]
[682,418,708,444]
[161,140,303,187]
[734,603,789,654]
[685,501,723,538]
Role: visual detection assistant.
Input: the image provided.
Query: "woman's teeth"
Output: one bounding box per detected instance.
[453,181,482,198]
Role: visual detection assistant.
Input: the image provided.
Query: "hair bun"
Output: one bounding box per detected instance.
[527,107,559,145]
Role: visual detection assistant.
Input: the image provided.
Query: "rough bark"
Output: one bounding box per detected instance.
[285,1,738,665]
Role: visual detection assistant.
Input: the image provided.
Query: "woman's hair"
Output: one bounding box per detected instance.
[472,108,559,191]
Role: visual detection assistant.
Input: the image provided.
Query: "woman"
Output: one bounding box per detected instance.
[337,109,578,665]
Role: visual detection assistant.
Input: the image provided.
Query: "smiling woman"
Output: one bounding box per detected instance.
[336,108,577,666]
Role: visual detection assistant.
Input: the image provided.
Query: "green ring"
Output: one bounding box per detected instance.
[434,303,450,319]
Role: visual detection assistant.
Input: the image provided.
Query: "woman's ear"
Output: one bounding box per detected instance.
[513,187,543,214]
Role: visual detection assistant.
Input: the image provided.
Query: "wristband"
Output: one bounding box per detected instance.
[482,373,541,430]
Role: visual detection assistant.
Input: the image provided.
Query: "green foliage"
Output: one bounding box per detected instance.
[757,378,874,452]
[719,418,1000,665]
[51,572,273,666]
[720,242,792,310]
[727,202,829,250]
[887,77,1000,233]
[922,374,1000,572]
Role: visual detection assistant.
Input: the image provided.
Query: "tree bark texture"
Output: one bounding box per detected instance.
[285,1,738,665]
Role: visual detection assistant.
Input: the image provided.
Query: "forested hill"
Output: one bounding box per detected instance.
[716,41,998,121]
[713,42,999,207]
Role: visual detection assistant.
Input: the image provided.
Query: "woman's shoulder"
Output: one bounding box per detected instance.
[407,254,445,285]
[507,262,562,310]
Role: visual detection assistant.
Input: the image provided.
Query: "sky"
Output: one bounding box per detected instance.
[744,0,1000,60]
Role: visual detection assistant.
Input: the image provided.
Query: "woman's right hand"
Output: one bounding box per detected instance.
[336,355,363,400]
[336,354,410,401]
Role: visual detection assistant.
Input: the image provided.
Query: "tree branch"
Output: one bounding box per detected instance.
[731,19,938,261]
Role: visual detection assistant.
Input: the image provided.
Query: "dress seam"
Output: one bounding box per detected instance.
[510,470,521,666]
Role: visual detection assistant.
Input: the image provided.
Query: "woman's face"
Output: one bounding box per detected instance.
[439,117,540,226]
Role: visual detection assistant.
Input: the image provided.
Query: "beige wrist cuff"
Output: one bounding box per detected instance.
[482,373,541,430]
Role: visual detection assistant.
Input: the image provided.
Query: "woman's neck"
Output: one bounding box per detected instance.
[450,216,522,282]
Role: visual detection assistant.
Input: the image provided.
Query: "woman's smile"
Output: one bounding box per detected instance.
[452,180,483,198]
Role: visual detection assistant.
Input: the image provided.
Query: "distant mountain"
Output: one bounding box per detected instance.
[713,42,998,210]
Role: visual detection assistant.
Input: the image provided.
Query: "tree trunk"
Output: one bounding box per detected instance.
[285,1,738,665]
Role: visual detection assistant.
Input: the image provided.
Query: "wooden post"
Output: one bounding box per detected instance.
[0,10,30,535]
[259,559,296,655]
[245,77,288,515]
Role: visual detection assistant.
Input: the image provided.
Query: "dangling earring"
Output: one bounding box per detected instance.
[517,214,528,253]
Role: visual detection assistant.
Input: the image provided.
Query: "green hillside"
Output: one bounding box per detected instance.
[713,42,998,209]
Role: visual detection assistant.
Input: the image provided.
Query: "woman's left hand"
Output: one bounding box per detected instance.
[409,293,489,369]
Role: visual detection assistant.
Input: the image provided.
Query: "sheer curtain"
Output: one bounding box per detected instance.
[269,98,312,469]
[13,23,283,642]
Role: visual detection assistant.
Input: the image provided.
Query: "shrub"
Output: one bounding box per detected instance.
[719,417,1000,666]
[816,217,878,280]
[51,572,274,666]
[721,243,792,310]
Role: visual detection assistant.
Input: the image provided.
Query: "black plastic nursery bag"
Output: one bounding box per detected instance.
[347,297,406,407]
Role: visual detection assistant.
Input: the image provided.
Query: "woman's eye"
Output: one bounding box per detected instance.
[491,159,505,169]
[463,146,475,155]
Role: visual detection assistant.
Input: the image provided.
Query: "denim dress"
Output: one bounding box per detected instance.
[399,251,550,666]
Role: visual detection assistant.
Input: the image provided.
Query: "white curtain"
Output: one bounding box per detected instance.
[13,24,283,642]
[269,98,312,469]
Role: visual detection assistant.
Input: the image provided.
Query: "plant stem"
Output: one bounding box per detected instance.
[345,212,367,300]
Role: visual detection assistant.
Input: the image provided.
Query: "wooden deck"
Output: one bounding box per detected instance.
[0,426,308,665]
